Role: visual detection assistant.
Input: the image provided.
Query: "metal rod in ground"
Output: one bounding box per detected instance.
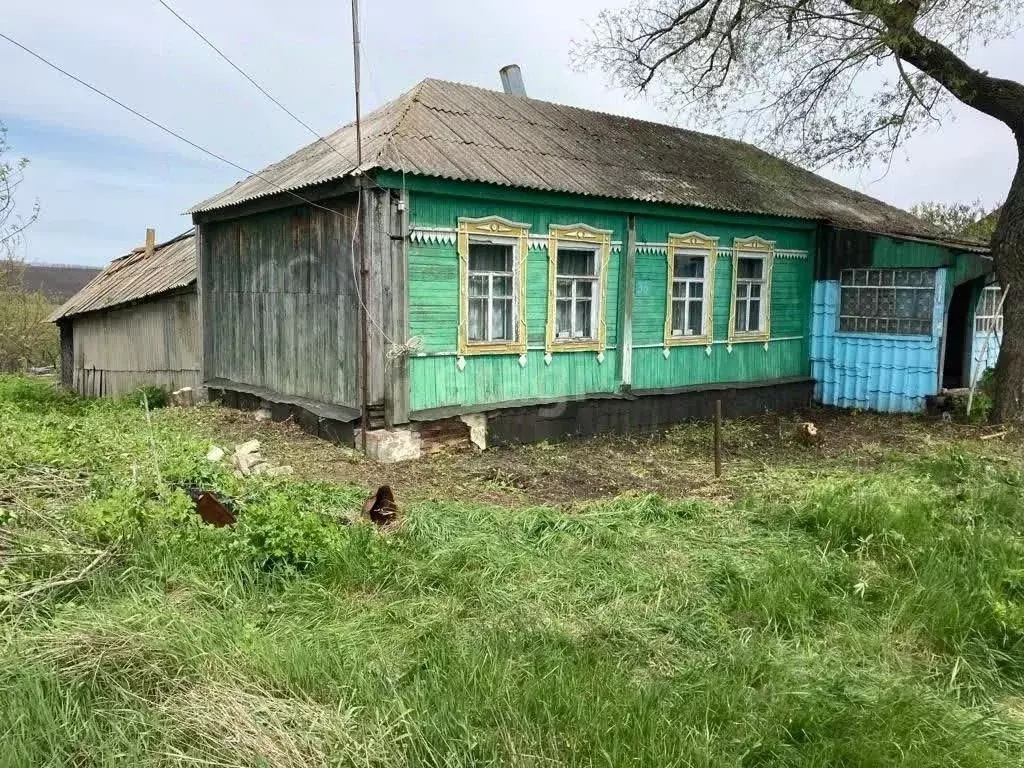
[713,399,722,478]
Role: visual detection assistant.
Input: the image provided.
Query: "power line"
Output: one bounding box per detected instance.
[0,31,375,234]
[0,31,405,350]
[154,0,363,174]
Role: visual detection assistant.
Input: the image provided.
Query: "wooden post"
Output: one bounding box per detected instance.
[713,399,722,478]
[617,214,637,390]
[352,0,369,451]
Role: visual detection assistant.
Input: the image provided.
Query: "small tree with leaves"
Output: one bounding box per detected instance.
[910,200,1002,240]
[0,123,54,373]
[576,0,1024,421]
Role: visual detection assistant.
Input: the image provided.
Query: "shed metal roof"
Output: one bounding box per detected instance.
[49,230,196,321]
[189,78,986,250]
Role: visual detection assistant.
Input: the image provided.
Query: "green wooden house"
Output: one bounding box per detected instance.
[189,77,993,449]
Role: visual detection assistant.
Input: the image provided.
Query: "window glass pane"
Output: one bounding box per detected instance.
[687,300,704,336]
[895,288,915,318]
[468,275,489,298]
[915,289,933,320]
[555,299,572,337]
[556,279,572,299]
[868,270,882,286]
[734,299,748,332]
[736,283,748,299]
[576,280,594,299]
[557,248,596,276]
[860,287,877,316]
[492,298,512,340]
[878,289,895,317]
[672,281,686,299]
[737,257,763,280]
[674,255,704,279]
[749,283,762,299]
[492,276,512,298]
[894,269,910,286]
[853,270,867,286]
[671,300,686,335]
[907,270,923,287]
[469,242,512,273]
[748,300,761,331]
[840,270,854,286]
[689,282,703,299]
[840,288,856,316]
[575,300,593,338]
[468,298,487,341]
[921,271,935,287]
[839,317,855,332]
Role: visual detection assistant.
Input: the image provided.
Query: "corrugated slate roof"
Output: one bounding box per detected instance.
[49,230,196,321]
[188,79,983,248]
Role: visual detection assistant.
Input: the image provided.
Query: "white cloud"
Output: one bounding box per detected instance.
[3,0,1020,265]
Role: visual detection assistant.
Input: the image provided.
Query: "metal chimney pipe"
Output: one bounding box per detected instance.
[499,65,526,97]
[144,228,156,258]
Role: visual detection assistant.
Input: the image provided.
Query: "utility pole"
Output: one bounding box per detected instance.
[352,0,369,451]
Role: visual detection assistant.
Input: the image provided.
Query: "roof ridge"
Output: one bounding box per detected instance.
[367,80,429,171]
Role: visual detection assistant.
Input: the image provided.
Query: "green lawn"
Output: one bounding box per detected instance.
[1,375,1023,767]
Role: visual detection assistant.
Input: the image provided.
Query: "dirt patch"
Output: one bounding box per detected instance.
[167,404,1022,507]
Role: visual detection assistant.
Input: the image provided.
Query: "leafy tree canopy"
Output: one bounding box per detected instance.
[910,200,1003,239]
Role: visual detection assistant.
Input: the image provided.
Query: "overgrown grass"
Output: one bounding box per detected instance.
[1,375,1023,766]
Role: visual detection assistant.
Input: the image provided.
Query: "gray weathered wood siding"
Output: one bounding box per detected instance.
[200,196,373,409]
[69,291,200,397]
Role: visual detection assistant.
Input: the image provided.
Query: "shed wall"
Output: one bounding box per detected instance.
[69,291,200,397]
[200,197,367,409]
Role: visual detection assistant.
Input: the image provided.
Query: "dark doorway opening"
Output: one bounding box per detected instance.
[943,283,974,389]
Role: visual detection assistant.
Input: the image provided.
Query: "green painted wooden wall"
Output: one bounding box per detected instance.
[630,216,814,391]
[407,192,624,412]
[402,183,816,413]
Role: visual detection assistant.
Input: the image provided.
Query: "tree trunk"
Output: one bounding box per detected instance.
[990,133,1024,423]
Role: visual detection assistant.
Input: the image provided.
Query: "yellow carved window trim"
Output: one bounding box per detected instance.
[663,232,718,347]
[545,224,613,354]
[457,216,529,356]
[728,236,775,344]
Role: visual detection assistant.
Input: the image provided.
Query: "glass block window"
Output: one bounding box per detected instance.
[670,253,707,338]
[467,241,516,343]
[734,256,766,334]
[838,268,935,335]
[554,247,600,340]
[975,285,1004,334]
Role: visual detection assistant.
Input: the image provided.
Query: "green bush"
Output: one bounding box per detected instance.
[131,385,168,409]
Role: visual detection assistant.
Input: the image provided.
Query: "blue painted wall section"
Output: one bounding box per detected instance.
[810,272,947,412]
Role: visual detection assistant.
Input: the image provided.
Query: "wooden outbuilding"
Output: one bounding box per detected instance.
[49,230,198,397]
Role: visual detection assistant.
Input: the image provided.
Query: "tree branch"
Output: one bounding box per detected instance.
[844,0,1024,126]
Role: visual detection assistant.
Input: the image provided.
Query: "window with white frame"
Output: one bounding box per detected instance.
[670,252,708,337]
[838,268,935,336]
[733,255,767,334]
[554,246,600,340]
[467,241,517,343]
[975,284,1004,334]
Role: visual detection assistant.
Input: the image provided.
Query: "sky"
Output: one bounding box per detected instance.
[2,0,1021,267]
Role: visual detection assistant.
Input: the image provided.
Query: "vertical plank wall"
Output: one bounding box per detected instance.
[200,198,364,409]
[70,292,200,397]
